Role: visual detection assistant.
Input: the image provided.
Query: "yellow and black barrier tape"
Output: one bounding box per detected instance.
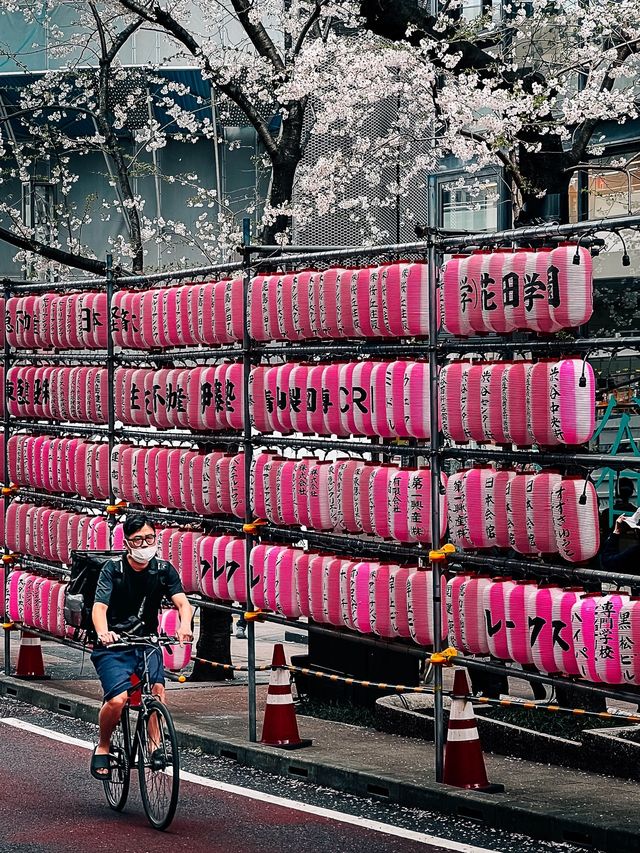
[191,655,640,724]
[471,695,640,724]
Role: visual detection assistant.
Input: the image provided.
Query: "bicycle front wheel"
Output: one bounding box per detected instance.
[137,699,180,831]
[103,708,131,811]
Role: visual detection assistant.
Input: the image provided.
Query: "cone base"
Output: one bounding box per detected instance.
[444,780,504,793]
[14,674,50,680]
[261,738,313,750]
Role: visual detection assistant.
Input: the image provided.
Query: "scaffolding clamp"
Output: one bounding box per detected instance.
[243,518,267,535]
[430,646,458,667]
[1,483,18,497]
[1,553,17,564]
[2,621,14,630]
[106,501,127,515]
[243,608,266,623]
[429,543,456,563]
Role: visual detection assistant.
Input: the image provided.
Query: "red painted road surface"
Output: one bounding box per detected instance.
[0,723,461,853]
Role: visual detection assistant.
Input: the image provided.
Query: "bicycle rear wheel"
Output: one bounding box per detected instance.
[103,708,131,811]
[137,699,180,830]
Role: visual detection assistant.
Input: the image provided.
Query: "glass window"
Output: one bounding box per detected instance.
[440,180,498,231]
[568,166,640,222]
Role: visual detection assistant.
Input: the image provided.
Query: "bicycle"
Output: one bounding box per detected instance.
[100,634,184,830]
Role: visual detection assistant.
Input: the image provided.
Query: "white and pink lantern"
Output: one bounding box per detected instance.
[571,593,633,684]
[551,476,599,563]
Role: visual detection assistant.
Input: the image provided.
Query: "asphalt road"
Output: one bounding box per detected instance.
[0,697,591,853]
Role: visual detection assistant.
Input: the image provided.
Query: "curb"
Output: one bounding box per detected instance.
[0,674,634,852]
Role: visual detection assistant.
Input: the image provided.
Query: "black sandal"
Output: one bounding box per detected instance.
[90,748,112,780]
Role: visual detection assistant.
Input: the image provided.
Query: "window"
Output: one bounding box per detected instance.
[439,180,498,231]
[22,180,56,245]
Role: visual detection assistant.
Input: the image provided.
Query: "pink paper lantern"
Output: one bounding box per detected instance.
[551,476,600,563]
[529,359,596,446]
[407,568,447,647]
[446,574,492,655]
[158,609,192,671]
[530,585,583,676]
[571,593,630,684]
[483,577,517,660]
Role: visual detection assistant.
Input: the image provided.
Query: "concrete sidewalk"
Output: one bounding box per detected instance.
[1,625,639,852]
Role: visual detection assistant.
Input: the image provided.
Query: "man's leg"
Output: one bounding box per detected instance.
[94,691,128,775]
[144,684,166,755]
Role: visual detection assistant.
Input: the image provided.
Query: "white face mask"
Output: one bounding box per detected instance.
[128,544,157,564]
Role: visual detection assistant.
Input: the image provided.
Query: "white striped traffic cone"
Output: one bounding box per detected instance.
[443,668,503,792]
[260,643,311,749]
[15,631,47,679]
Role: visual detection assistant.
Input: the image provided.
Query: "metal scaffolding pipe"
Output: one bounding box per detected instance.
[451,552,640,590]
[457,655,640,706]
[10,421,109,438]
[437,212,640,251]
[116,260,243,287]
[253,341,432,359]
[443,446,640,470]
[115,427,242,446]
[252,435,430,456]
[116,347,243,364]
[442,336,640,355]
[10,351,109,363]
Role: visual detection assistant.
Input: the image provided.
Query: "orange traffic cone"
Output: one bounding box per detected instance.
[15,631,48,679]
[260,644,312,749]
[443,668,503,792]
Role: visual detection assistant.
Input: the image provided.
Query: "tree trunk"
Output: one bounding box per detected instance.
[261,157,299,246]
[514,134,572,226]
[189,605,234,681]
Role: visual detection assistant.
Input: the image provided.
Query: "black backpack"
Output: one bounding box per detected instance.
[64,550,125,641]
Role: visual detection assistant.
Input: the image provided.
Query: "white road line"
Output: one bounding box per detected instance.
[0,717,498,853]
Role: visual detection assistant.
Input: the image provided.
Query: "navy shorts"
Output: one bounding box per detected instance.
[91,646,165,701]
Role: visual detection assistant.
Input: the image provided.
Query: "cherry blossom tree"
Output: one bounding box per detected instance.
[2,0,640,278]
[360,0,640,225]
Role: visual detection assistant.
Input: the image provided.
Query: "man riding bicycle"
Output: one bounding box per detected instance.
[89,514,193,779]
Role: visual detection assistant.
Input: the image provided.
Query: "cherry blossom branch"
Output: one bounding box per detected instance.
[89,1,145,271]
[114,0,280,159]
[228,0,285,72]
[294,2,324,57]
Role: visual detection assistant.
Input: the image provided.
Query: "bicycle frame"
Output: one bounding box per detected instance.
[108,637,177,768]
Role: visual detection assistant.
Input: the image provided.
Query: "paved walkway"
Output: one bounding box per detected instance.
[1,622,640,852]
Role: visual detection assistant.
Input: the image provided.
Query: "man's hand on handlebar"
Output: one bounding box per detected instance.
[176,625,193,647]
[97,630,121,645]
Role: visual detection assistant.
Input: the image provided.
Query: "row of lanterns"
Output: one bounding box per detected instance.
[5,503,113,565]
[4,247,594,351]
[3,568,190,671]
[440,358,595,446]
[447,575,640,685]
[252,453,446,542]
[6,357,596,447]
[250,544,445,645]
[447,469,599,563]
[9,435,110,501]
[441,245,593,336]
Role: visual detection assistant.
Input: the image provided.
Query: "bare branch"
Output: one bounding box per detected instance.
[0,225,105,275]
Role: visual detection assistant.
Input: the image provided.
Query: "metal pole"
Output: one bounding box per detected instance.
[241,217,257,742]
[427,239,445,782]
[2,277,11,675]
[105,255,117,547]
[106,256,115,503]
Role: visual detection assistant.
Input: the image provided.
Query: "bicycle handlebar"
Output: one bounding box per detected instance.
[103,633,193,650]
